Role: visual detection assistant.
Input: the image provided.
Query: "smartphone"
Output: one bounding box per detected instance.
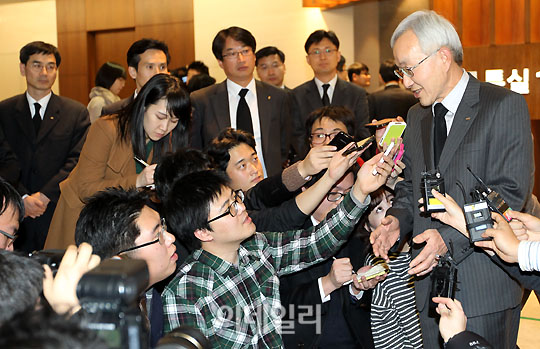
[343,135,374,155]
[328,131,356,151]
[379,121,407,147]
[393,143,405,162]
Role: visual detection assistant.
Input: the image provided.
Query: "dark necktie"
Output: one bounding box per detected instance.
[33,102,42,135]
[433,102,448,168]
[237,88,253,135]
[322,83,330,106]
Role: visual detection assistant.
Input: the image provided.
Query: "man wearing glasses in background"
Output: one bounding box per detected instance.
[291,30,370,158]
[190,26,291,177]
[0,178,24,251]
[74,187,177,347]
[370,11,533,348]
[0,41,89,253]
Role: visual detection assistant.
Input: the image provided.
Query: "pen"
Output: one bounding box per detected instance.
[134,156,150,167]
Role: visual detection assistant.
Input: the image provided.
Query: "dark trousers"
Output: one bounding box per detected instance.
[15,202,56,253]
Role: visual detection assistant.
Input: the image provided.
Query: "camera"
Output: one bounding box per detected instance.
[420,169,446,213]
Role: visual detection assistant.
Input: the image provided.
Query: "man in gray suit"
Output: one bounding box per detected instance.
[370,11,533,348]
[291,30,370,157]
[190,27,291,177]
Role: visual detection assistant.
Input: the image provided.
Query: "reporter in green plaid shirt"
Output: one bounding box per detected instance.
[162,146,395,348]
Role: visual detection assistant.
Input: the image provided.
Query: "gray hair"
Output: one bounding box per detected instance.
[390,10,463,65]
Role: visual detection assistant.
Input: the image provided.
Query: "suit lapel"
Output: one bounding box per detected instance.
[438,75,480,173]
[332,78,347,105]
[305,79,323,110]
[13,94,35,141]
[37,93,61,143]
[210,81,231,130]
[255,81,272,153]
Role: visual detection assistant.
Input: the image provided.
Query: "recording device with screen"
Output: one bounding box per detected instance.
[421,169,446,212]
[429,248,458,317]
[467,166,513,221]
[458,179,493,243]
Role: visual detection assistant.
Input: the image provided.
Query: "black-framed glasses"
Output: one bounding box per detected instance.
[308,48,338,57]
[207,190,245,223]
[310,131,341,145]
[394,48,440,79]
[117,218,167,254]
[326,191,350,202]
[0,229,16,248]
[222,48,253,60]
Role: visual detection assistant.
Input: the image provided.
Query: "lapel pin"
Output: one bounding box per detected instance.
[267,96,271,100]
[50,116,54,120]
[465,117,470,121]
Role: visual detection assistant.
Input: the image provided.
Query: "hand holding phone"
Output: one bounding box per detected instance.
[379,121,407,147]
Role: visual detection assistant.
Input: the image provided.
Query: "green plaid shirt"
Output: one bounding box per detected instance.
[162,192,369,348]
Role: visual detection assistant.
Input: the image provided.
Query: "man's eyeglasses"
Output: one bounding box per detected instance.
[308,48,338,57]
[326,191,350,202]
[0,229,16,248]
[310,131,341,145]
[222,48,253,60]
[394,48,440,79]
[29,62,57,73]
[207,190,245,223]
[117,218,167,254]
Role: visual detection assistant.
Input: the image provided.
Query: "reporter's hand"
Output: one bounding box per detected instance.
[353,152,395,202]
[326,143,364,182]
[432,297,467,343]
[351,265,386,295]
[507,210,540,241]
[24,193,46,218]
[321,258,354,296]
[42,243,101,315]
[423,190,468,236]
[475,213,520,263]
[409,229,448,276]
[297,145,337,178]
[136,164,157,188]
[370,215,400,260]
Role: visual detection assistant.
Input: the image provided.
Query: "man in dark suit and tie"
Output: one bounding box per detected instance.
[101,38,170,116]
[368,59,417,121]
[370,11,533,348]
[291,30,370,157]
[0,41,90,252]
[255,46,288,90]
[190,27,291,177]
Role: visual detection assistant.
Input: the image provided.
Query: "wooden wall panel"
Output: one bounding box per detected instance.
[531,0,540,42]
[462,0,490,46]
[57,32,89,103]
[56,0,85,33]
[86,0,135,31]
[494,0,525,44]
[135,0,193,25]
[432,0,459,34]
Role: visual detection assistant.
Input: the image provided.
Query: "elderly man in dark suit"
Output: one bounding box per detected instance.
[0,41,90,252]
[291,30,370,157]
[190,26,291,177]
[101,38,170,116]
[370,11,533,348]
[368,59,417,121]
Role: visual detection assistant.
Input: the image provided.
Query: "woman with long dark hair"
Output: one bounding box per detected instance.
[45,74,191,249]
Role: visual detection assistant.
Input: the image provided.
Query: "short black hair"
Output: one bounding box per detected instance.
[305,106,356,145]
[206,128,257,172]
[347,62,369,82]
[75,188,149,259]
[0,250,43,324]
[127,38,170,70]
[164,170,230,251]
[95,62,126,89]
[0,177,24,223]
[255,46,285,65]
[187,61,209,76]
[379,59,399,83]
[212,27,256,61]
[187,73,216,93]
[304,30,340,53]
[337,55,346,72]
[19,41,61,67]
[154,149,212,203]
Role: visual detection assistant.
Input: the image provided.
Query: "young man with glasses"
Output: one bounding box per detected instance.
[190,26,291,177]
[162,147,395,347]
[74,187,177,347]
[291,30,370,157]
[0,41,89,253]
[370,10,533,348]
[0,178,24,251]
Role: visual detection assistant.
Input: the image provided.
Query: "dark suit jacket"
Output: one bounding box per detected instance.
[367,84,417,121]
[280,229,373,348]
[0,126,21,186]
[0,93,89,251]
[101,94,133,116]
[190,80,291,176]
[291,78,370,156]
[388,75,533,320]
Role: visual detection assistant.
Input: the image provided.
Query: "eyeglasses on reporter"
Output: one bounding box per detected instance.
[310,131,341,145]
[207,190,245,223]
[117,217,167,254]
[0,229,16,248]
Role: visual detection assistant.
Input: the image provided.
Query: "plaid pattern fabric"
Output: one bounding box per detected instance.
[162,193,369,348]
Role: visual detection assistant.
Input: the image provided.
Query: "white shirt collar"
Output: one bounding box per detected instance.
[433,69,469,115]
[26,91,52,119]
[226,78,256,97]
[314,74,338,94]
